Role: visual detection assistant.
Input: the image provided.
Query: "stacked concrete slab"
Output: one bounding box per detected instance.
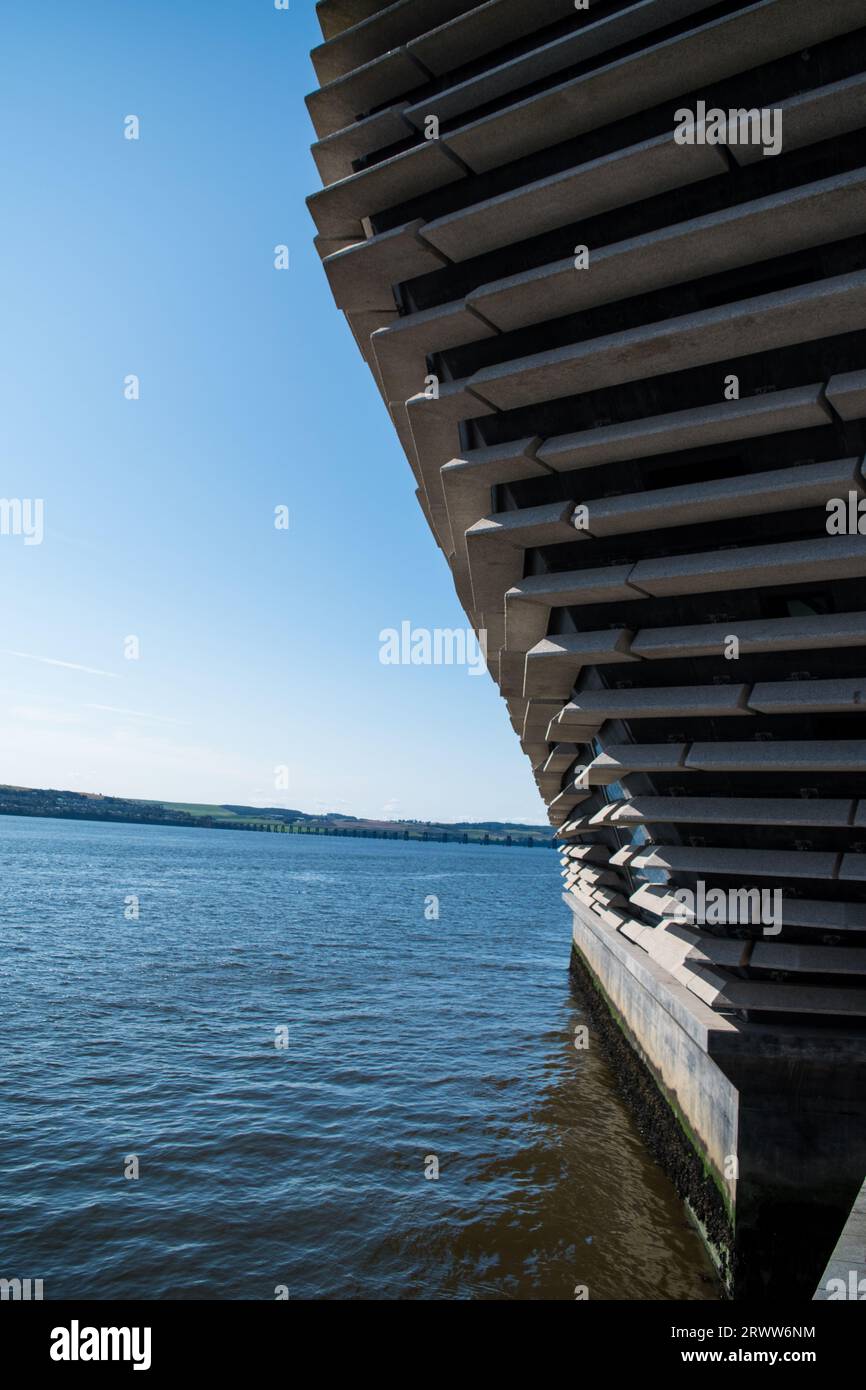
[308,0,866,1296]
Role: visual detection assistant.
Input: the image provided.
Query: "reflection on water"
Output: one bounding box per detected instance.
[0,816,717,1299]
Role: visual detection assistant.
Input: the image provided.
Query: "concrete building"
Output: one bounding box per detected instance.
[308,0,866,1297]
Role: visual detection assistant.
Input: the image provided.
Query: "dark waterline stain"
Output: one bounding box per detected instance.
[0,815,718,1299]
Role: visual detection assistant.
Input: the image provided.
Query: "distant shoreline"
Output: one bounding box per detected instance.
[0,787,555,849]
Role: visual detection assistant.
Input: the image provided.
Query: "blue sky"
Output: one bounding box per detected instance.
[0,0,546,824]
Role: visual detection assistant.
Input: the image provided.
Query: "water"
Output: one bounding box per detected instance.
[0,814,717,1300]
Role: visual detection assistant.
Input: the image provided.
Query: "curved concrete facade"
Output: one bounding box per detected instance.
[308,0,866,1297]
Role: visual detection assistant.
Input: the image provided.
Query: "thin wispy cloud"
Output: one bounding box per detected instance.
[0,649,119,678]
[86,704,187,725]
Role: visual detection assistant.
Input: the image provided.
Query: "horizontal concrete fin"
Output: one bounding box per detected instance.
[312,104,413,186]
[421,133,726,262]
[467,500,577,546]
[775,899,866,931]
[644,894,866,933]
[686,741,866,772]
[311,0,474,85]
[537,383,831,472]
[323,219,446,310]
[308,140,465,236]
[712,978,866,1017]
[306,49,427,141]
[405,0,714,131]
[733,70,866,166]
[443,0,863,175]
[612,843,839,880]
[507,565,643,609]
[468,171,866,334]
[629,534,866,600]
[316,0,392,43]
[631,611,866,661]
[409,0,578,78]
[749,942,866,975]
[542,743,582,774]
[606,796,855,828]
[528,629,636,663]
[583,457,862,538]
[749,678,866,715]
[840,854,866,882]
[826,367,866,422]
[467,272,866,412]
[588,744,690,777]
[647,928,866,984]
[549,788,592,813]
[524,629,636,697]
[316,1,391,34]
[562,684,751,720]
[322,222,450,312]
[561,844,611,865]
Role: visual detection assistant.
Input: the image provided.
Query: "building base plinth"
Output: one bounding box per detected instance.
[566,892,866,1300]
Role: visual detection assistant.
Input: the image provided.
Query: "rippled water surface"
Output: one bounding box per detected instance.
[0,814,717,1299]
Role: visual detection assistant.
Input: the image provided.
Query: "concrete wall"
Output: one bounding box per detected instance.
[567,890,739,1205]
[568,890,866,1297]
